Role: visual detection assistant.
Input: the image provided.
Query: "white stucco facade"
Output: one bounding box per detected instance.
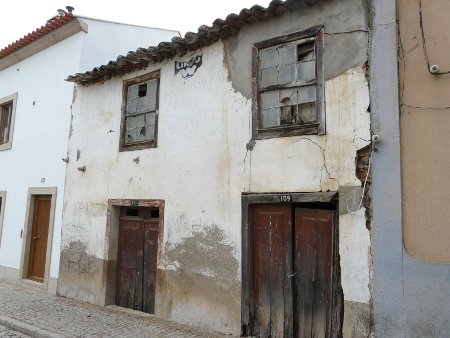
[61,36,372,334]
[0,15,178,292]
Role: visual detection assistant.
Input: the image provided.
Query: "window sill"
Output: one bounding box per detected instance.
[119,140,157,152]
[0,142,12,151]
[255,123,321,140]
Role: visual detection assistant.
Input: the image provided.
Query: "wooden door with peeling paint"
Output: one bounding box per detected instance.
[250,204,335,337]
[115,207,159,313]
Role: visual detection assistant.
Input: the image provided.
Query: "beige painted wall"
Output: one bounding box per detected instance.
[399,0,450,262]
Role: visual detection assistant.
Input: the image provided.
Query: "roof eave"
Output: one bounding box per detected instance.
[68,0,321,85]
[0,18,88,71]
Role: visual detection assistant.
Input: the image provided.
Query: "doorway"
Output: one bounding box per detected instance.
[241,193,342,338]
[27,195,51,282]
[115,206,160,313]
[20,187,57,289]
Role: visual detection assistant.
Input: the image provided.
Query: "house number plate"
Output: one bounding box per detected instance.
[130,200,139,206]
[279,195,292,203]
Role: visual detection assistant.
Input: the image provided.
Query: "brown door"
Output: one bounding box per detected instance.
[28,195,51,282]
[294,208,333,337]
[251,204,335,338]
[115,207,159,313]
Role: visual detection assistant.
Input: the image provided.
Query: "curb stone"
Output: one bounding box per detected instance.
[0,314,62,338]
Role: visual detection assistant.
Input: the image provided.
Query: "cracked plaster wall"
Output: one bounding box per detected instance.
[60,2,372,335]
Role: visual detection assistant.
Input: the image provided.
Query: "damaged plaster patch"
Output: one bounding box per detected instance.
[356,145,372,230]
[164,224,238,281]
[61,241,94,274]
[339,185,364,215]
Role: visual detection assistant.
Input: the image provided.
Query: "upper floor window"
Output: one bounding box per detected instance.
[120,71,159,151]
[252,26,325,139]
[0,93,18,151]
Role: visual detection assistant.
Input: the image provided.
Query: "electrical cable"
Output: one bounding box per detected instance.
[419,0,450,75]
[346,154,372,214]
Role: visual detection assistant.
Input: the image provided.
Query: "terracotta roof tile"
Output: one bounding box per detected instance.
[68,0,320,85]
[0,13,75,58]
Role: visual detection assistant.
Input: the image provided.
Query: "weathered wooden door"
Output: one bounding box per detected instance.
[251,204,334,337]
[115,207,159,313]
[294,208,333,337]
[28,195,51,282]
[252,204,294,338]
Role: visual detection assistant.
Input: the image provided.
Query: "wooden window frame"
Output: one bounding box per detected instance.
[252,26,325,140]
[240,191,339,336]
[119,71,160,152]
[0,92,18,151]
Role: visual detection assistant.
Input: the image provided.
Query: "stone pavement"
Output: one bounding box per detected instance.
[0,325,30,338]
[0,281,232,338]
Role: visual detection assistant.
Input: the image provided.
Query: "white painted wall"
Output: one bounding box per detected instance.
[78,18,179,72]
[0,19,179,284]
[63,40,371,330]
[0,33,84,277]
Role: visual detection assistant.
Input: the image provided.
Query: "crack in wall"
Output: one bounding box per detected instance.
[293,136,338,190]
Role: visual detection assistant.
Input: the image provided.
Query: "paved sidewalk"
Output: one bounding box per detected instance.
[0,325,30,338]
[0,281,231,338]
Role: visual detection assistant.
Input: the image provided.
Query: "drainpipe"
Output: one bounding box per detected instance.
[369,1,406,337]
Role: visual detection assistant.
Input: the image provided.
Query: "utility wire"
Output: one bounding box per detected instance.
[419,0,450,75]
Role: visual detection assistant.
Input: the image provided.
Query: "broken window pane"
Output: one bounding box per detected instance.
[278,44,297,65]
[260,67,278,87]
[297,43,315,62]
[123,74,159,147]
[279,89,297,125]
[125,114,147,144]
[125,126,138,144]
[262,107,280,128]
[279,88,298,105]
[296,60,316,82]
[129,79,158,114]
[257,33,321,133]
[260,47,278,69]
[296,102,316,123]
[138,83,147,97]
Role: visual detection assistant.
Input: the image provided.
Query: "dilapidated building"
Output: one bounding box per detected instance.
[61,0,373,336]
[0,9,178,294]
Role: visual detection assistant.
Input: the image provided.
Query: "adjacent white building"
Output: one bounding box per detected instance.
[0,8,178,294]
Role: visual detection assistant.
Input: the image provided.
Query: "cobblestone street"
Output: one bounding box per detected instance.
[0,281,230,338]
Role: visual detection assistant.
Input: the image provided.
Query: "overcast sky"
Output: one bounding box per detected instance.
[0,0,273,48]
